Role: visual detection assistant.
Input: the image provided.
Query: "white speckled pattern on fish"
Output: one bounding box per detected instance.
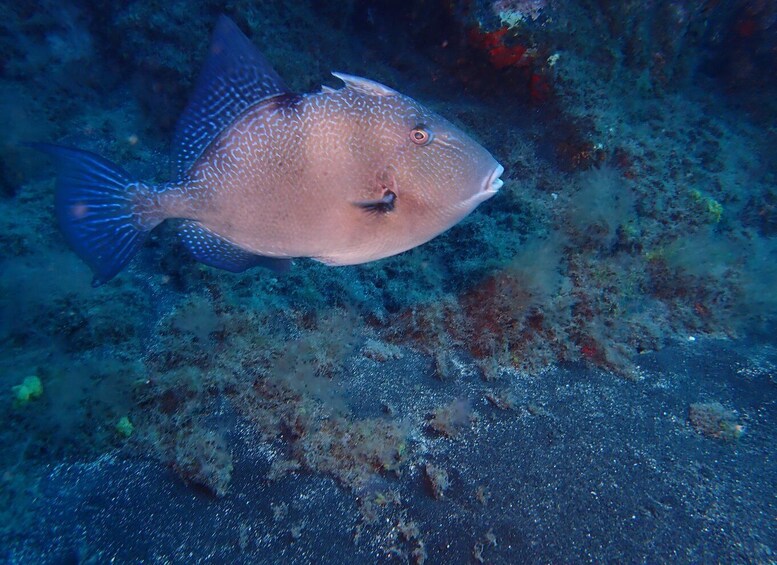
[35,15,503,284]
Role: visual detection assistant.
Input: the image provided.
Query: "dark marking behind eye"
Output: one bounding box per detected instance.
[354,190,396,215]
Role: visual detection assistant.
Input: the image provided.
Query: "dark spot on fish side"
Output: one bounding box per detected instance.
[354,190,396,214]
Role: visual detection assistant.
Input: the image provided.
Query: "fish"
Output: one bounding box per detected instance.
[33,15,504,286]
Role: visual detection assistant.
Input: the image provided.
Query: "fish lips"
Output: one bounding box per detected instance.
[485,164,505,194]
[462,164,504,209]
[456,165,505,215]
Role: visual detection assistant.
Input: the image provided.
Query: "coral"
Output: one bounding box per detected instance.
[424,463,450,499]
[475,485,491,505]
[493,0,547,26]
[209,307,414,495]
[468,27,529,70]
[386,514,427,564]
[464,2,554,102]
[485,390,517,410]
[448,245,572,375]
[473,528,498,563]
[427,399,476,437]
[432,350,459,381]
[688,402,744,441]
[361,338,404,362]
[266,458,302,482]
[295,417,411,489]
[170,428,233,496]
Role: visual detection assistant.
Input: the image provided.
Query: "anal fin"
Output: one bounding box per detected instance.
[179,221,290,274]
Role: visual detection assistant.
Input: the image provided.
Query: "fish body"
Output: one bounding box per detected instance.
[35,16,503,285]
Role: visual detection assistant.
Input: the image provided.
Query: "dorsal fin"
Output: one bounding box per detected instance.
[331,72,398,97]
[172,16,291,177]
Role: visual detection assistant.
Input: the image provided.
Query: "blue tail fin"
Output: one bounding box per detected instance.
[30,143,151,286]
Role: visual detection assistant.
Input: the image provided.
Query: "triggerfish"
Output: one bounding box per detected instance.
[34,16,504,286]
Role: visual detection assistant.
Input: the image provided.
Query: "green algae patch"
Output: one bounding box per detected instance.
[12,376,43,406]
[116,416,134,438]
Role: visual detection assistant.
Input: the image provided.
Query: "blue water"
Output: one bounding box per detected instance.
[1,2,775,563]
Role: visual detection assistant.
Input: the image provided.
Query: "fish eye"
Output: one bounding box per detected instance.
[410,126,432,146]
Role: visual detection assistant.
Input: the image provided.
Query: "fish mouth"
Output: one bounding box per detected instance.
[457,164,506,211]
[483,164,505,195]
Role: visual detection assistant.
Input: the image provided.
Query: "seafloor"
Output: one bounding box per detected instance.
[1,1,776,563]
